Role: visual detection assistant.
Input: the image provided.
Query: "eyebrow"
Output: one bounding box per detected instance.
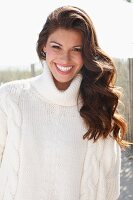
[50,41,82,48]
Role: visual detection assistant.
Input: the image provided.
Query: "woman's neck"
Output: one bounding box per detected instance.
[29,61,83,106]
[53,76,72,91]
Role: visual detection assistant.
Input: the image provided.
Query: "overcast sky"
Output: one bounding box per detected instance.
[0,0,133,68]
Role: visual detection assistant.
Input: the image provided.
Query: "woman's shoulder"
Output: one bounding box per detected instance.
[0,78,32,97]
[0,78,33,110]
[0,78,35,117]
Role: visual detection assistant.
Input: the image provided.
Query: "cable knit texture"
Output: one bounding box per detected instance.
[0,62,121,200]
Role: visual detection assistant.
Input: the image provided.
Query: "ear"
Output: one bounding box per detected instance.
[43,46,46,53]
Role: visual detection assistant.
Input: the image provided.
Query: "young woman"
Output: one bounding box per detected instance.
[0,5,128,200]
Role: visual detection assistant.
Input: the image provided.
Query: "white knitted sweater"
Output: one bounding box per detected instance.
[0,62,121,200]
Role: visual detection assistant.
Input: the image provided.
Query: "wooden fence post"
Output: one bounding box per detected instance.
[31,63,35,77]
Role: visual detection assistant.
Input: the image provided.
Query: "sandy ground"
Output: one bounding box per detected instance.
[118,146,133,200]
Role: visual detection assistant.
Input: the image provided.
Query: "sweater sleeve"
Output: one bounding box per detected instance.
[97,136,121,200]
[80,136,121,200]
[0,79,25,167]
[106,137,121,200]
[0,89,8,166]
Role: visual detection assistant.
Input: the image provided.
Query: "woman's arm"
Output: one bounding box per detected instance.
[0,103,8,166]
[97,136,121,200]
[80,136,121,200]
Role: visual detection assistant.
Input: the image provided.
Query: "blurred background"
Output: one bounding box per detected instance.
[0,0,133,199]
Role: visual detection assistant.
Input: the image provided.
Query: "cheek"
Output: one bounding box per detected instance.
[45,47,57,59]
[75,55,84,66]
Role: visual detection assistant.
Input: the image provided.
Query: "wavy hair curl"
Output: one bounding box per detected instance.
[36,5,129,148]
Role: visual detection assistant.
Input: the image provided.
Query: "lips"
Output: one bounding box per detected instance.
[56,64,73,72]
[55,64,73,75]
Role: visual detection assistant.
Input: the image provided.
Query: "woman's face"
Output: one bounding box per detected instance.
[43,28,84,90]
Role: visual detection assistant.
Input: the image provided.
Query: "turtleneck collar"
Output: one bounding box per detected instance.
[29,61,83,106]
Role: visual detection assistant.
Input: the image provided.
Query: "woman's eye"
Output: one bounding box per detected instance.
[51,45,61,49]
[73,48,82,52]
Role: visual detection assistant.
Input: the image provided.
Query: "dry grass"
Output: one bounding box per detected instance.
[0,69,42,84]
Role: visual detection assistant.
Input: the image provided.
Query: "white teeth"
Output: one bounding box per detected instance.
[56,65,72,72]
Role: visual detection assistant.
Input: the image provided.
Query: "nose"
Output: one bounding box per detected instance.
[60,51,71,63]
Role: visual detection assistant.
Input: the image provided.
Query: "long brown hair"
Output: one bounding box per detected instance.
[36,5,129,148]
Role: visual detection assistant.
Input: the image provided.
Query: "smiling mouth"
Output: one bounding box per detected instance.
[56,64,73,73]
[56,64,73,71]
